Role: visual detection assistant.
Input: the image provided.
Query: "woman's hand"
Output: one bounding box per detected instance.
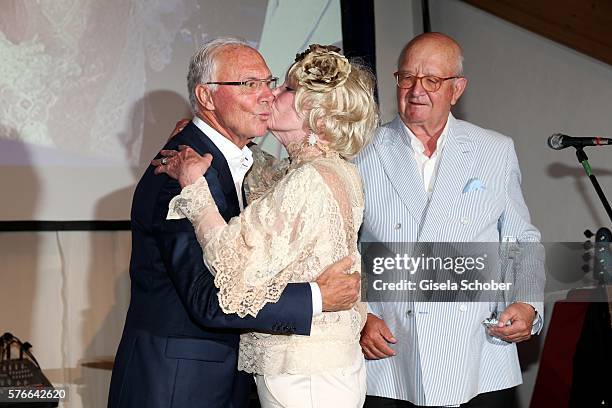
[152,145,213,188]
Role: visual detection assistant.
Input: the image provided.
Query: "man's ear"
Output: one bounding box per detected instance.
[450,77,467,106]
[195,84,215,111]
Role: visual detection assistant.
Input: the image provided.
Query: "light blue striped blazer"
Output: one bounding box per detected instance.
[354,114,544,406]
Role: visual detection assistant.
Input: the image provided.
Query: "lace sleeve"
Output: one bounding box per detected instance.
[167,177,226,250]
[206,165,327,317]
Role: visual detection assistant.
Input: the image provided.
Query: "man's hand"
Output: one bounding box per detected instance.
[360,313,397,359]
[488,302,536,343]
[316,256,360,312]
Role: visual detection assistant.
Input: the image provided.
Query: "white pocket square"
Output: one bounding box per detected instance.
[463,178,486,193]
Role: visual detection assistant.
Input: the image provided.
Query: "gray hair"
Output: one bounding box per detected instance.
[187,37,251,112]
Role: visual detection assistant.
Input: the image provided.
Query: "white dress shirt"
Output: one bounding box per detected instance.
[401,115,450,192]
[192,117,322,315]
[193,117,253,209]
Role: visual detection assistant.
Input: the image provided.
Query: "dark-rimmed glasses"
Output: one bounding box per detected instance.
[204,77,279,92]
[393,72,461,92]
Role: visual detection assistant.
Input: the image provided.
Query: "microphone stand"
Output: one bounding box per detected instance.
[574,147,612,225]
[570,149,612,407]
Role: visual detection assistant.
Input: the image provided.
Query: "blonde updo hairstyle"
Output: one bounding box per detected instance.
[287,45,379,159]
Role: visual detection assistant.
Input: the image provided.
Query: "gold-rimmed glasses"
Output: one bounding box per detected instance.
[393,72,461,92]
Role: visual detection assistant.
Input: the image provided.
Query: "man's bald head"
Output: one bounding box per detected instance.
[398,32,464,76]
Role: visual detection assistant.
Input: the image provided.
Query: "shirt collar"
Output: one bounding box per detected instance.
[402,113,451,157]
[192,116,253,169]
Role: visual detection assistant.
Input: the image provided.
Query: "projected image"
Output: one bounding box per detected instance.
[0,0,270,166]
[0,0,341,220]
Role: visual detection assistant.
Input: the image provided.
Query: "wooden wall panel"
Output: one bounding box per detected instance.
[463,0,612,65]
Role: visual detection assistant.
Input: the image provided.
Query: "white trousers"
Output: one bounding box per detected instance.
[254,356,366,408]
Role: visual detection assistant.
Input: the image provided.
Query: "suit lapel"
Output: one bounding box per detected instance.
[182,122,241,216]
[375,116,429,223]
[419,115,474,241]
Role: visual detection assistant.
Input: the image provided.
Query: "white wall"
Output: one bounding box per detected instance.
[374,0,422,122]
[0,231,131,408]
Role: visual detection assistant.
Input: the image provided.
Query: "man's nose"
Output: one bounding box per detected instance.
[259,85,275,103]
[410,78,427,96]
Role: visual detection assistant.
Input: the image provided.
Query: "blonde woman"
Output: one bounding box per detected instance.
[155,45,378,407]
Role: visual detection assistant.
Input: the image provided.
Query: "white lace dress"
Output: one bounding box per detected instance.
[167,143,366,376]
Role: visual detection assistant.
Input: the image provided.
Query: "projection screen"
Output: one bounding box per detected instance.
[0,0,342,221]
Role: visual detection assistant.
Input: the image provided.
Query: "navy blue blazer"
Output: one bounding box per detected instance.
[108,122,313,408]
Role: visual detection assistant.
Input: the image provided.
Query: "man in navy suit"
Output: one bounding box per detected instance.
[108,38,360,408]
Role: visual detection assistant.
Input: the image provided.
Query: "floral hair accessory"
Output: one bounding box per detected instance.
[291,44,351,92]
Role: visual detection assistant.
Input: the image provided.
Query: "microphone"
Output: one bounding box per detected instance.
[548,133,612,150]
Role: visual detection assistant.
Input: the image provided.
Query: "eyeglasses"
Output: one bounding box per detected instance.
[393,72,461,92]
[204,77,279,92]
